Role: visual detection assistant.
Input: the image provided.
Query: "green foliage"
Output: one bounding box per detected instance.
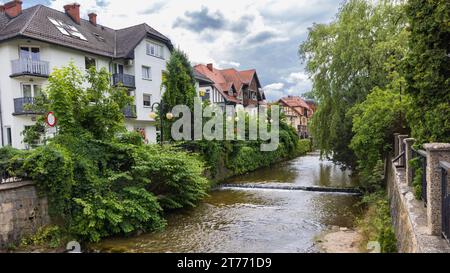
[349,78,412,190]
[70,187,166,242]
[297,139,312,156]
[132,145,209,210]
[162,49,197,110]
[405,0,450,144]
[299,0,408,168]
[0,146,29,178]
[182,120,311,179]
[357,191,397,253]
[20,226,64,249]
[161,49,197,141]
[23,63,132,144]
[23,145,74,217]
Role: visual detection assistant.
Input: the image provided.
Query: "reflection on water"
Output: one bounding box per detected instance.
[227,152,358,188]
[92,153,362,253]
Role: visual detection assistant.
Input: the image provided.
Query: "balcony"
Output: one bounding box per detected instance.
[113,73,136,89]
[13,97,42,115]
[123,105,137,118]
[10,59,50,78]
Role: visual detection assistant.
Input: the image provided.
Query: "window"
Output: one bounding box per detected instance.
[85,57,96,70]
[113,63,124,74]
[143,94,152,107]
[22,84,42,98]
[6,127,12,146]
[20,46,40,60]
[48,17,87,41]
[146,42,164,58]
[142,66,151,80]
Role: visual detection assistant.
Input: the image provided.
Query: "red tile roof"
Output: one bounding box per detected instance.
[194,64,264,104]
[279,96,312,116]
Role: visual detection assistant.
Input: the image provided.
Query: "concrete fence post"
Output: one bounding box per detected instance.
[398,135,409,166]
[404,138,415,186]
[423,143,450,235]
[394,133,400,157]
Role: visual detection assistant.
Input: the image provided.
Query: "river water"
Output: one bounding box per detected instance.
[92,152,362,253]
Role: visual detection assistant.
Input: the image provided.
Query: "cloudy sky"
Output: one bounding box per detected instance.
[12,0,342,101]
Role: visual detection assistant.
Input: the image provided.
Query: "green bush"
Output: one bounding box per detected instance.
[357,192,397,253]
[296,139,312,156]
[20,226,64,249]
[132,145,210,210]
[23,145,74,217]
[70,187,166,242]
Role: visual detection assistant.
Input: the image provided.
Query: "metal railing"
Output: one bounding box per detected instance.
[392,151,405,168]
[440,161,450,243]
[112,73,136,89]
[412,148,428,205]
[11,59,50,77]
[13,97,41,115]
[123,105,137,118]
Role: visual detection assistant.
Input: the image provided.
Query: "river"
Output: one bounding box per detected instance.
[91,152,362,253]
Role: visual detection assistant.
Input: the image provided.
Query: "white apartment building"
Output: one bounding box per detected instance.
[0,1,173,149]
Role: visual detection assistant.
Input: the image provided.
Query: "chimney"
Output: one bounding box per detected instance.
[64,3,81,24]
[4,0,22,18]
[207,63,213,72]
[88,12,97,26]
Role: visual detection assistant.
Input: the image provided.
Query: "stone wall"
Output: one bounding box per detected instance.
[0,181,49,248]
[387,159,450,253]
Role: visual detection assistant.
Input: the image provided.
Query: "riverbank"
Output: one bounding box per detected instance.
[316,227,364,253]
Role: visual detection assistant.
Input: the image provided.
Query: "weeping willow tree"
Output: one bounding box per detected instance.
[299,0,408,168]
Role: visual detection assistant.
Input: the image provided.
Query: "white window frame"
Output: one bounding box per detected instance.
[21,83,42,98]
[142,66,152,80]
[19,45,41,60]
[146,42,164,59]
[143,93,152,108]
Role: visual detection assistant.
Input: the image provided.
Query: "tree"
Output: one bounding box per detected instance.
[404,0,450,144]
[299,0,408,168]
[349,75,412,190]
[161,49,197,111]
[24,63,132,144]
[160,49,197,141]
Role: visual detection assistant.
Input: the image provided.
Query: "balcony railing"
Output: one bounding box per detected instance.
[11,59,50,78]
[13,97,41,115]
[123,105,137,118]
[113,73,136,89]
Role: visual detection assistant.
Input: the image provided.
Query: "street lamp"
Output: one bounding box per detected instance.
[149,101,173,146]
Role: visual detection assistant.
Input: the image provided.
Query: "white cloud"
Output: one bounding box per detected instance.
[264,83,284,91]
[218,61,241,68]
[284,71,310,84]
